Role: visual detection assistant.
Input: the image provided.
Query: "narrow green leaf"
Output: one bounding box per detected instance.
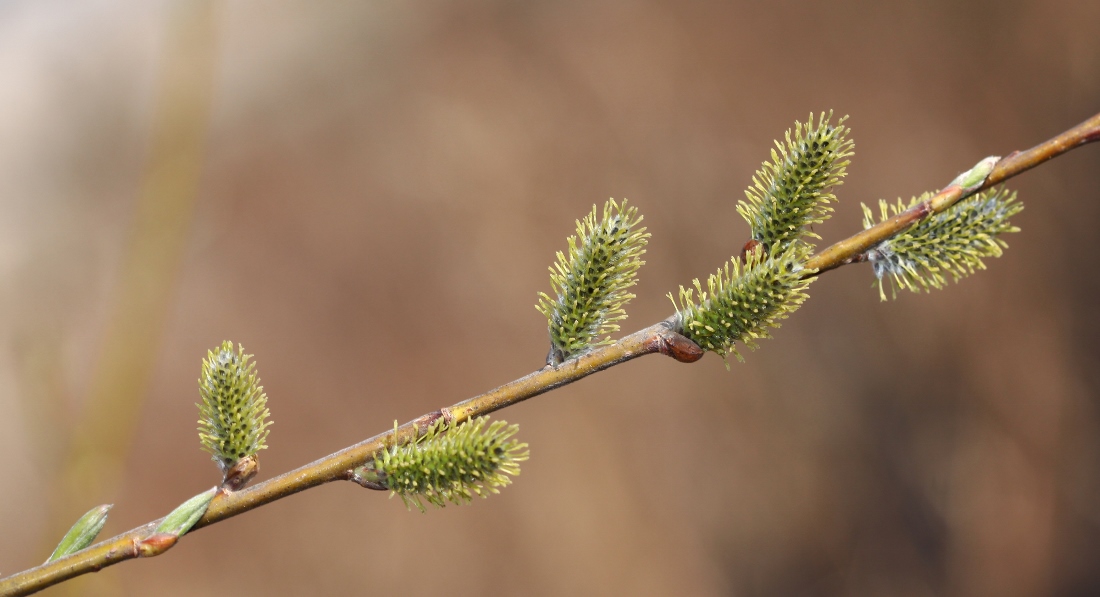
[156,488,216,537]
[46,504,112,562]
[949,155,1000,193]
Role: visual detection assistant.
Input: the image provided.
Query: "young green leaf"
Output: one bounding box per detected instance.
[155,488,217,537]
[671,243,814,365]
[861,187,1023,300]
[737,112,853,252]
[197,341,271,476]
[537,198,649,364]
[45,504,112,563]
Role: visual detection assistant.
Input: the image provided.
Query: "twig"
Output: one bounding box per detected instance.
[2,111,1097,597]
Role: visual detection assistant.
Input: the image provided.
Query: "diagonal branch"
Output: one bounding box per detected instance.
[2,110,1097,597]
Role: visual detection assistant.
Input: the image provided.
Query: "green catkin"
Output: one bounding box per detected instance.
[197,341,271,471]
[861,188,1023,300]
[737,112,853,252]
[672,242,814,366]
[670,113,851,366]
[537,198,649,362]
[372,418,529,513]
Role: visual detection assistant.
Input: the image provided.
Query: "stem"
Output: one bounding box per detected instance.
[200,321,696,525]
[2,111,1097,597]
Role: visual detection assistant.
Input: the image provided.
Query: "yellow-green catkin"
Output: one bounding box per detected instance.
[537,198,649,363]
[861,188,1023,300]
[197,341,271,472]
[366,418,529,513]
[672,243,814,365]
[737,112,853,252]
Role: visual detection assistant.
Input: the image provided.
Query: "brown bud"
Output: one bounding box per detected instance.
[740,239,763,262]
[656,329,704,363]
[222,454,259,491]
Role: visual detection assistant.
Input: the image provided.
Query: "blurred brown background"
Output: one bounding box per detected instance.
[1,1,1099,596]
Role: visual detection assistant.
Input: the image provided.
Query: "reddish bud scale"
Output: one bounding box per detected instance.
[740,239,763,263]
[136,534,178,558]
[222,454,260,491]
[654,329,705,363]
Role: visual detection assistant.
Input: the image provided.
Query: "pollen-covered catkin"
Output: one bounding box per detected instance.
[737,112,853,252]
[197,341,271,472]
[367,417,529,513]
[672,242,814,365]
[861,188,1023,300]
[537,198,649,363]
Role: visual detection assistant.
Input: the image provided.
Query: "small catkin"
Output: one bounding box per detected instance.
[371,418,529,513]
[737,112,853,252]
[861,187,1023,300]
[197,341,271,472]
[672,242,814,366]
[537,198,649,362]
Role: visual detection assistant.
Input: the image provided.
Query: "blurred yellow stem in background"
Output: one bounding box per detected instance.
[46,1,218,593]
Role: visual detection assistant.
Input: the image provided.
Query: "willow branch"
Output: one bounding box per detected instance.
[805,111,1100,275]
[3,110,1097,597]
[0,322,699,596]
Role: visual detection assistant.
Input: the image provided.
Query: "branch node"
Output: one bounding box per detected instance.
[914,200,933,219]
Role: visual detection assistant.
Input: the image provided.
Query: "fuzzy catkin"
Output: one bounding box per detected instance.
[861,188,1023,300]
[737,112,853,252]
[672,243,814,364]
[197,341,271,471]
[537,198,648,362]
[373,418,529,512]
